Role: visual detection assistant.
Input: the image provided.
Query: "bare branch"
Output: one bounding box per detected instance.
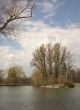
[0,0,34,38]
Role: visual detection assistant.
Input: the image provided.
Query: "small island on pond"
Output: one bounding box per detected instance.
[31,43,75,88]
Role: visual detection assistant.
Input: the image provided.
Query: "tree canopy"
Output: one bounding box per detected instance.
[7,65,26,85]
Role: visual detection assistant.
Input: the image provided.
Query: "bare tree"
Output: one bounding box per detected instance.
[46,43,54,76]
[53,43,60,78]
[31,44,47,79]
[0,0,33,38]
[53,43,73,79]
[59,47,67,76]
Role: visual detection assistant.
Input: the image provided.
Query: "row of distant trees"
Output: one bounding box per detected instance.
[0,66,31,85]
[31,43,80,86]
[0,43,80,86]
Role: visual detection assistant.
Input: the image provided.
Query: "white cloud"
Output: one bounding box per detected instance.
[0,21,80,76]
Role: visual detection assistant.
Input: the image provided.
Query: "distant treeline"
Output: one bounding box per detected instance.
[0,43,80,86]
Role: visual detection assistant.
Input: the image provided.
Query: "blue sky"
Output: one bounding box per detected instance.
[32,0,80,26]
[0,0,80,76]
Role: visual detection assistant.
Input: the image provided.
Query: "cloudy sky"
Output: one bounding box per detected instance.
[0,0,80,76]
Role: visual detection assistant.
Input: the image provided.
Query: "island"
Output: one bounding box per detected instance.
[31,43,76,88]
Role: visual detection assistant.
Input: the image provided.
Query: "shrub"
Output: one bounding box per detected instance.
[64,81,74,88]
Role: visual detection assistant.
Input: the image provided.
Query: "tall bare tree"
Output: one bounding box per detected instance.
[0,0,33,38]
[46,43,54,76]
[31,44,47,79]
[53,43,60,78]
[59,47,67,76]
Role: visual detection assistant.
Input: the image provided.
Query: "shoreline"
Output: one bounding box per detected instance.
[40,83,75,88]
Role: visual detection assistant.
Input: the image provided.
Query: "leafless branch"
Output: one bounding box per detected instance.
[0,0,34,38]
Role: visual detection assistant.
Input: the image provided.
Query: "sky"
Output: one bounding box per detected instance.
[0,0,80,77]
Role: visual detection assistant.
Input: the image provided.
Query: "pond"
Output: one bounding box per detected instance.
[0,85,80,110]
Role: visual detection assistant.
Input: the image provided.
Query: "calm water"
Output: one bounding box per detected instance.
[0,85,80,110]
